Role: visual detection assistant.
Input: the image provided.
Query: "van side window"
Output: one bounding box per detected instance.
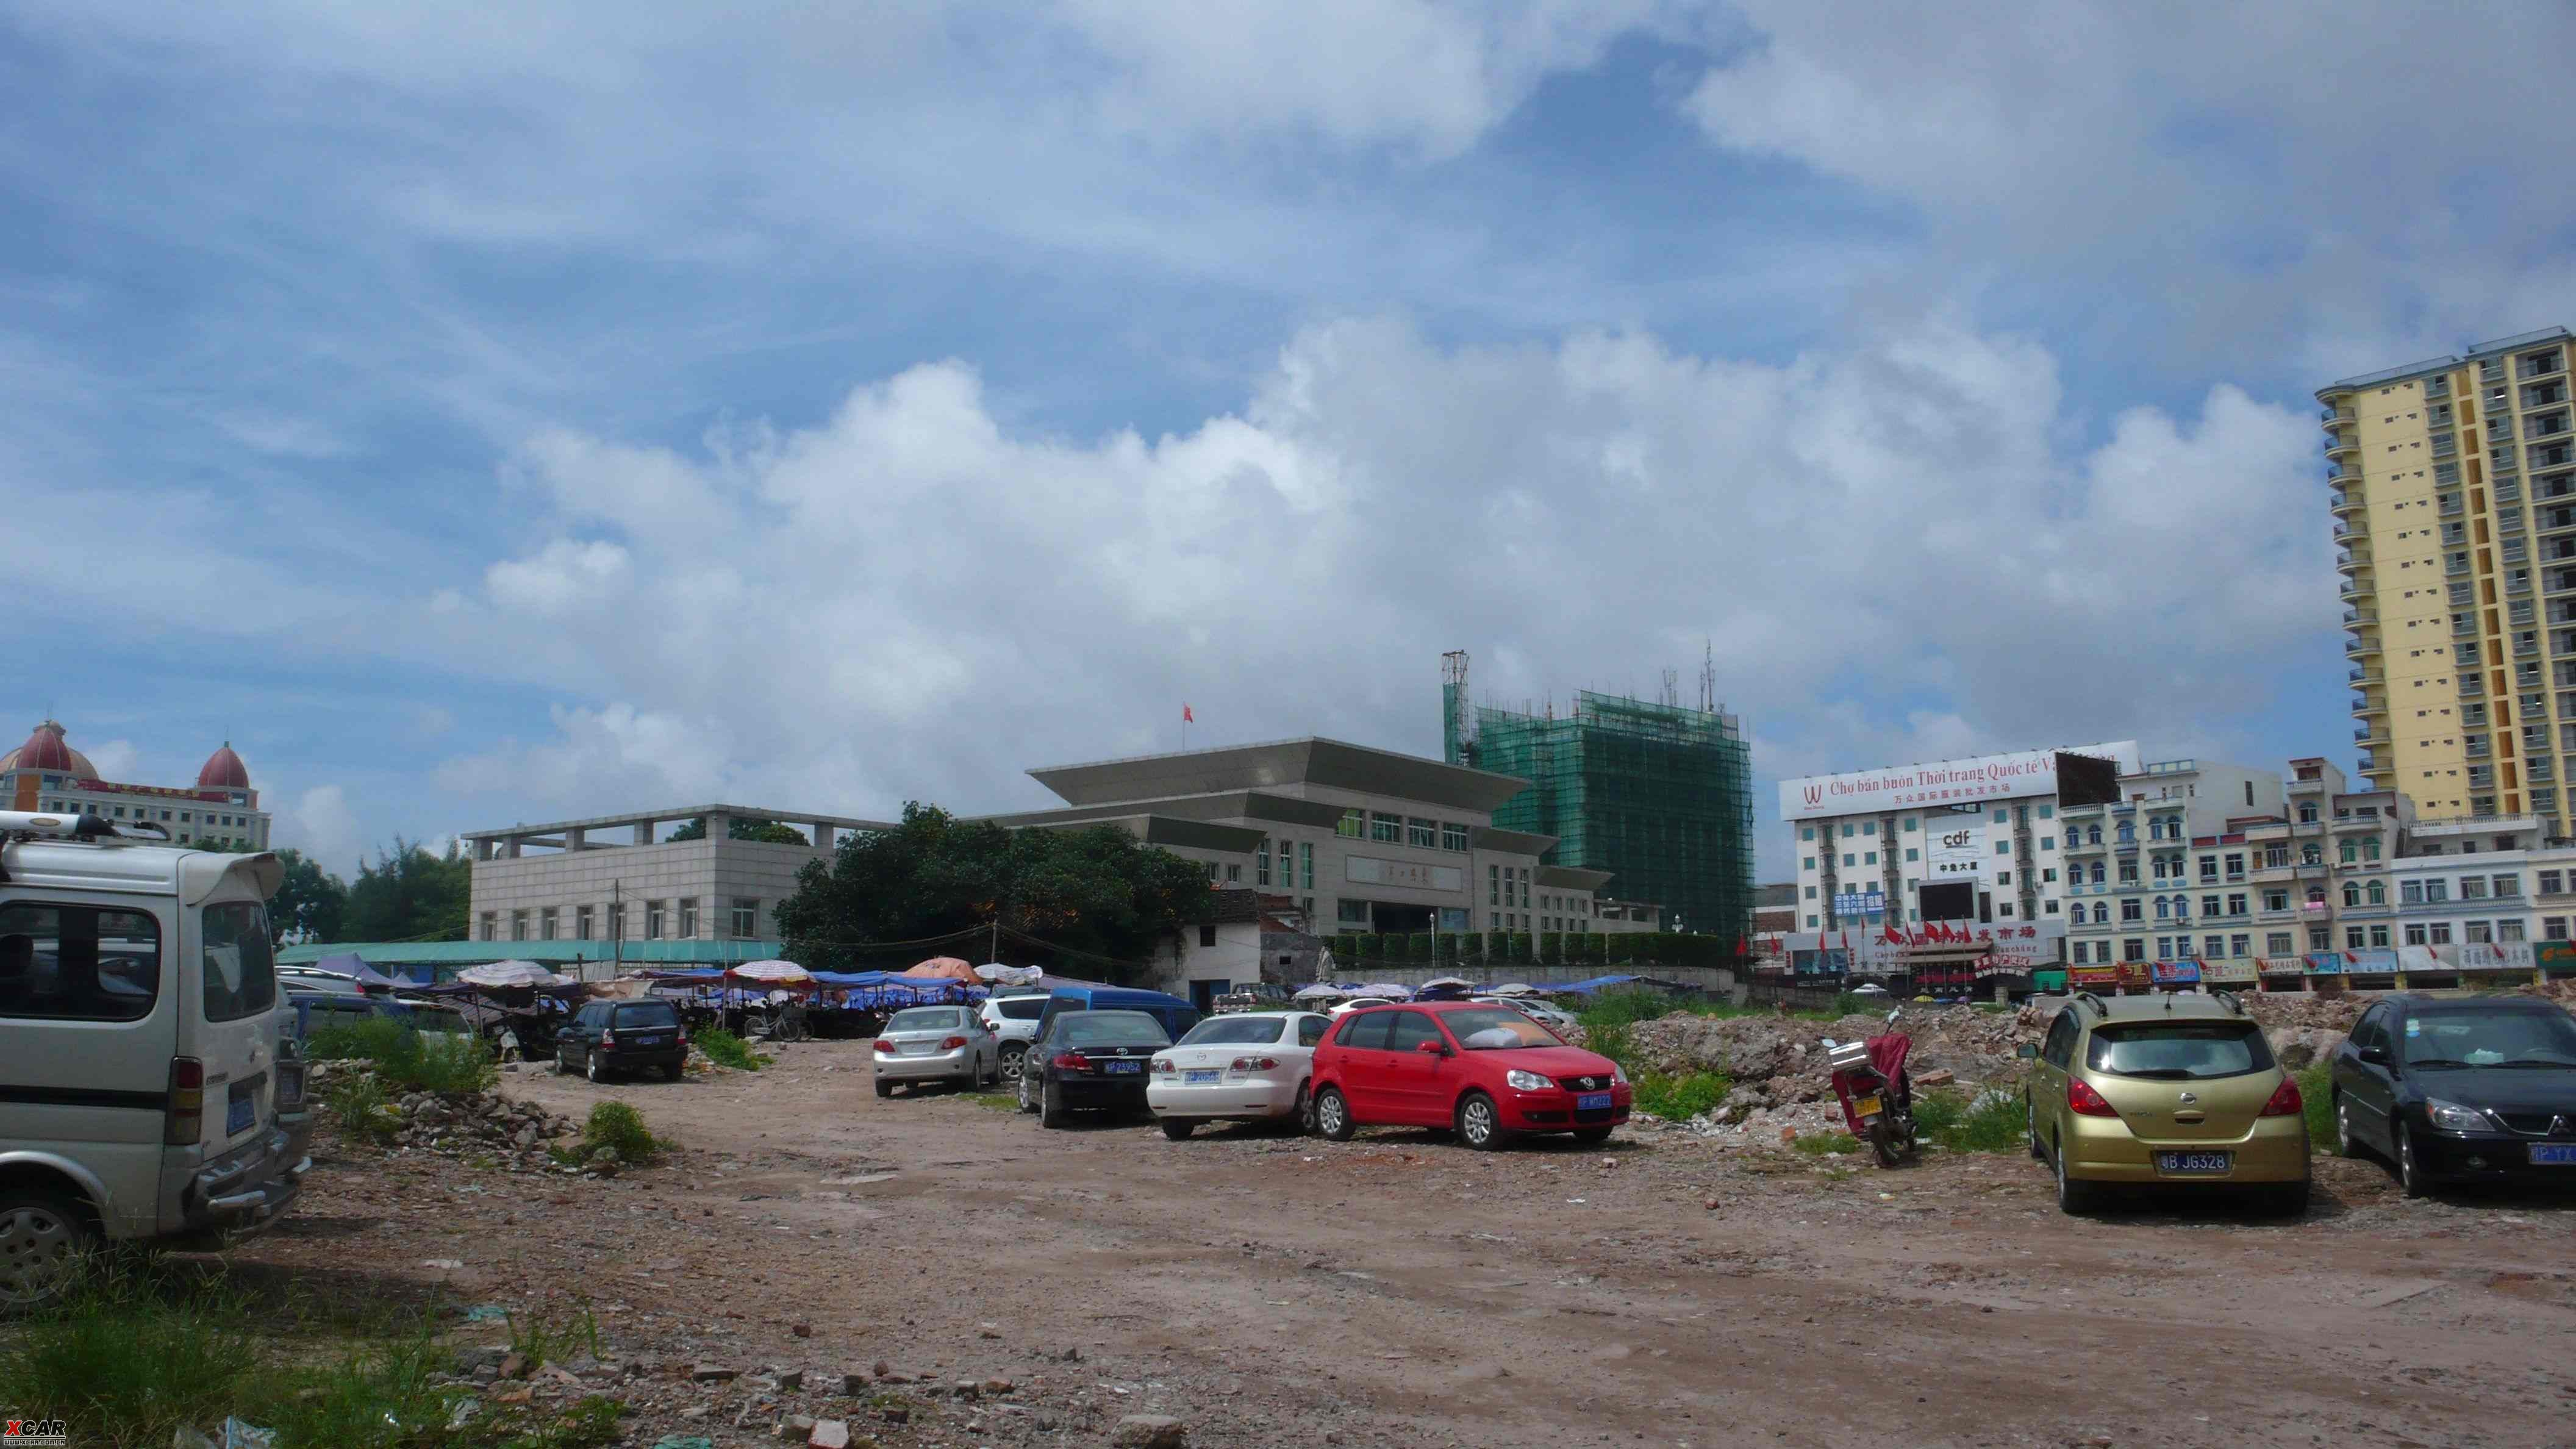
[0,904,162,1022]
[199,901,276,1023]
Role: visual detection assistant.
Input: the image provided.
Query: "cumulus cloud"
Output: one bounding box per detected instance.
[429,316,2328,838]
[275,783,367,875]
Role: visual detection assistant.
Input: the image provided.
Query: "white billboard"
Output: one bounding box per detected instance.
[1778,740,2142,821]
[1925,820,1986,883]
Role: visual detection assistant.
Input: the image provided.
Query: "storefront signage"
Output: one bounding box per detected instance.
[2202,959,2259,983]
[2114,962,2153,988]
[1832,889,1887,917]
[1927,821,1986,882]
[2442,942,2534,971]
[1779,741,2143,821]
[1343,856,1464,893]
[2068,965,2120,988]
[2152,961,2201,984]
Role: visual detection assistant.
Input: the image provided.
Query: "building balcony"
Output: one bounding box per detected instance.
[2290,775,2330,795]
[2325,435,2358,459]
[2346,635,2381,660]
[2330,487,2364,516]
[2322,406,2356,431]
[2336,553,2370,577]
[2352,693,2388,717]
[2460,674,2487,698]
[2340,578,2368,603]
[2332,810,2386,831]
[2327,460,2361,482]
[2342,607,2377,627]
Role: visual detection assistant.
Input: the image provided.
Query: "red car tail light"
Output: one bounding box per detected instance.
[941,1036,968,1050]
[1227,1056,1279,1072]
[165,1056,204,1145]
[1051,1052,1093,1073]
[599,1030,617,1050]
[2067,1078,2119,1117]
[871,1039,895,1053]
[1151,1058,1175,1073]
[2258,1076,2303,1117]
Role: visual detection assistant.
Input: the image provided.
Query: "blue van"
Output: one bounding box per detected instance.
[1032,985,1200,1044]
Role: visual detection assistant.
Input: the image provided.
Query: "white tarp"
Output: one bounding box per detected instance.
[974,962,1043,985]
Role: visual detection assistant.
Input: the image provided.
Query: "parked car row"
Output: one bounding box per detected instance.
[918,986,1636,1151]
[2021,989,2576,1214]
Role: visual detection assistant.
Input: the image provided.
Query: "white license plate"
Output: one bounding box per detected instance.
[2531,1143,2576,1166]
[2155,1151,2233,1175]
[901,1042,936,1056]
[1104,1060,1142,1075]
[1184,1068,1221,1084]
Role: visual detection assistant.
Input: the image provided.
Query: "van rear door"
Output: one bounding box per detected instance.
[180,855,284,1160]
[0,893,176,1236]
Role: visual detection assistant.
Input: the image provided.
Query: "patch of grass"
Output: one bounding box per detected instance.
[326,1073,399,1144]
[1791,1130,1861,1156]
[507,1303,602,1371]
[0,1262,623,1448]
[308,1016,498,1095]
[692,1026,770,1072]
[1912,1088,2027,1154]
[1631,1069,1731,1122]
[2295,1064,2338,1154]
[576,1100,665,1165]
[964,1092,1018,1112]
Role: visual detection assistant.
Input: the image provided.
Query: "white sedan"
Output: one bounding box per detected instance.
[1147,1011,1333,1139]
[1475,995,1578,1031]
[871,1004,1001,1096]
[1326,996,1393,1017]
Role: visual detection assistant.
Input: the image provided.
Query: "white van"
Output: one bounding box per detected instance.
[0,812,307,1308]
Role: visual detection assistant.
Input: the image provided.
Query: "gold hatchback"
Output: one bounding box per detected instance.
[2020,992,2310,1215]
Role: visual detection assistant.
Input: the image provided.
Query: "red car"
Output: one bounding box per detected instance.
[1309,1001,1631,1150]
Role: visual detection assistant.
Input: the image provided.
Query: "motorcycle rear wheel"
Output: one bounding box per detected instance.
[1867,1117,1905,1168]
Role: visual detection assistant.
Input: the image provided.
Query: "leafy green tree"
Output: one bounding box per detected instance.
[342,837,473,942]
[773,803,1212,978]
[665,816,810,845]
[267,847,349,948]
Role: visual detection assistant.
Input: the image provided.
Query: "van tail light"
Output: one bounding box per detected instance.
[941,1036,968,1051]
[1051,1052,1093,1073]
[872,1039,895,1054]
[2258,1076,2304,1118]
[166,1057,204,1145]
[2067,1078,2119,1118]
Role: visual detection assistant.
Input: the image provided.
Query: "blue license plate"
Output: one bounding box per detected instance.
[1576,1092,1612,1111]
[2531,1143,2576,1165]
[2155,1151,2232,1175]
[226,1087,256,1136]
[629,1035,664,1046]
[1184,1069,1220,1084]
[1104,1060,1142,1075]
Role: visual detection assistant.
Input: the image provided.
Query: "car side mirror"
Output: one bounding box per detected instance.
[2015,1043,2038,1060]
[2358,1045,2391,1066]
[1415,1040,1448,1056]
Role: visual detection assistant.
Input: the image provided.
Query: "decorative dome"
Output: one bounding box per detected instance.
[196,742,251,790]
[0,720,98,778]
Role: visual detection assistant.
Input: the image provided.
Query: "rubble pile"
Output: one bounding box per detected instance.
[309,1061,579,1170]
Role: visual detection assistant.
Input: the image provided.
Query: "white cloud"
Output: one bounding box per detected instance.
[275,782,367,875]
[80,739,140,781]
[426,314,2328,829]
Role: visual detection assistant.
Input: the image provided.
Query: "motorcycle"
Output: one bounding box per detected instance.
[1823,1007,1917,1167]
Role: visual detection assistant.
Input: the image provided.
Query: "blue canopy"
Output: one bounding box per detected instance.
[1545,974,1640,994]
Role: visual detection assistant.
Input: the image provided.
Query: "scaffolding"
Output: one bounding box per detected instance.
[1443,656,1755,943]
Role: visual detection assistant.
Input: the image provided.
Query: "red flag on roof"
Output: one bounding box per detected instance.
[1883,923,1904,945]
[1182,703,1194,723]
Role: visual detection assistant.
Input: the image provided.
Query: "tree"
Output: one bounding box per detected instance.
[772,802,1213,978]
[665,816,810,845]
[343,837,473,942]
[267,847,349,948]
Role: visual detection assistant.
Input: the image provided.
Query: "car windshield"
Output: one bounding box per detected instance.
[1178,1016,1287,1046]
[1055,1011,1172,1048]
[2404,1008,2576,1068]
[889,1007,967,1032]
[2086,1022,2273,1080]
[614,1001,681,1029]
[1440,1007,1564,1050]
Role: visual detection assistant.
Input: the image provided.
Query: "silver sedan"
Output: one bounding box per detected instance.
[871,1005,1001,1097]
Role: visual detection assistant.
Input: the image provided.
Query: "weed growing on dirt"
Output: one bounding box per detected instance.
[578,1101,665,1165]
[692,1026,770,1072]
[326,1073,399,1143]
[0,1261,623,1448]
[1791,1131,1862,1156]
[1912,1089,2026,1154]
[308,1017,498,1095]
[1631,1070,1731,1122]
[507,1303,603,1370]
[965,1092,1019,1112]
[2295,1065,2338,1153]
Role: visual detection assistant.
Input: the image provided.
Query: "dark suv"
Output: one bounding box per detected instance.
[555,998,689,1082]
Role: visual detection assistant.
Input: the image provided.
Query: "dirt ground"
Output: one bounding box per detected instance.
[234,1037,2576,1449]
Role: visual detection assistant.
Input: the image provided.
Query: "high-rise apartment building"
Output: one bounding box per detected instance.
[2320,326,2575,832]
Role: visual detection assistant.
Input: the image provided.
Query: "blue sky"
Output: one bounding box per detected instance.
[7,1,2574,881]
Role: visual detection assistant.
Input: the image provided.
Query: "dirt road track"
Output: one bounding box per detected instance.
[241,1039,2576,1448]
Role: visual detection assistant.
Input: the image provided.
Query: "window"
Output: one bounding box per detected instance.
[2224,853,2245,879]
[2267,932,2294,954]
[2089,862,2106,884]
[2273,889,2295,911]
[2500,919,2527,942]
[1997,871,2012,886]
[1805,914,1818,928]
[2466,920,2494,944]
[2341,882,2360,908]
[2544,870,2566,895]
[1905,848,1919,862]
[2401,880,2424,905]
[2200,858,2219,882]
[2424,880,2450,904]
[2123,938,2145,961]
[1864,851,1878,865]
[1226,865,1242,883]
[645,901,665,939]
[1801,827,1816,841]
[1339,810,1365,839]
[2405,923,2427,945]
[0,903,162,1022]
[730,898,758,937]
[678,898,700,936]
[574,906,594,940]
[2088,826,2103,845]
[2092,903,2110,925]
[2428,922,2454,945]
[199,901,275,1023]
[1489,865,1500,906]
[2042,868,2057,883]
[2155,936,2174,958]
[2363,838,2382,861]
[2340,840,2357,864]
[1997,840,2012,856]
[2120,899,2142,922]
[1843,824,1856,837]
[606,903,624,940]
[1844,854,1856,867]
[511,909,528,941]
[2117,862,2139,885]
[2494,874,2522,897]
[2040,837,2055,851]
[1862,821,1878,835]
[1198,923,1218,948]
[1440,822,1469,852]
[2223,893,2246,915]
[1408,817,1436,849]
[1299,839,1315,885]
[2045,900,2059,914]
[2460,876,2489,900]
[2203,934,2225,957]
[1256,842,1272,886]
[539,907,559,940]
[2201,895,2222,917]
[1370,812,1401,843]
[2227,934,2249,957]
[479,911,497,942]
[2370,925,2389,947]
[2154,896,2170,919]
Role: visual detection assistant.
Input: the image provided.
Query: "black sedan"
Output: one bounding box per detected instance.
[1015,1009,1172,1128]
[2329,992,2576,1196]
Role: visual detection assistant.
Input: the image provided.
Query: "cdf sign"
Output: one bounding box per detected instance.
[1927,821,1985,882]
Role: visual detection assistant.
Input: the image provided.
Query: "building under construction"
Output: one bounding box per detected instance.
[1441,651,1755,942]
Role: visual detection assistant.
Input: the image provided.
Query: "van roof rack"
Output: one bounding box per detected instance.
[2213,990,2250,1017]
[0,810,170,845]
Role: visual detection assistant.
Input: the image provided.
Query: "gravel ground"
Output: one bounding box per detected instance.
[229,1036,2576,1449]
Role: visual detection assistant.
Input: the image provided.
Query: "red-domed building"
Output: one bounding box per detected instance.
[2,720,269,848]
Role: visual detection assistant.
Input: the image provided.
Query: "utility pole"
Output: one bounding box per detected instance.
[990,915,1000,965]
[612,879,623,976]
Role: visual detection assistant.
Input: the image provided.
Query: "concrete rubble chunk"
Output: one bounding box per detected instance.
[693,1363,739,1382]
[808,1420,853,1449]
[775,1414,817,1442]
[1114,1414,1188,1449]
[777,1368,805,1392]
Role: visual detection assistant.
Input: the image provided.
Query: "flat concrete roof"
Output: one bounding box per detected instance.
[461,804,895,843]
[1029,737,1532,815]
[976,790,1350,832]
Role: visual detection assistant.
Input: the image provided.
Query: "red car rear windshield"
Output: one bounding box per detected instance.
[1439,1007,1563,1050]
